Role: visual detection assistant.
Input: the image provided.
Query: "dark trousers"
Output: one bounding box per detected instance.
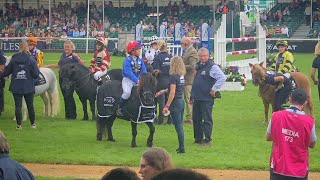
[170,98,185,150]
[275,85,292,111]
[59,78,77,119]
[270,168,308,180]
[13,92,35,126]
[0,87,4,114]
[192,100,214,142]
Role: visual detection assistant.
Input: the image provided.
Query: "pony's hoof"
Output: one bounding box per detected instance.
[82,118,88,121]
[96,133,102,141]
[147,142,153,147]
[107,138,116,142]
[131,143,137,148]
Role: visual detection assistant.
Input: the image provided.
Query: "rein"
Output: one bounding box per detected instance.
[68,72,91,90]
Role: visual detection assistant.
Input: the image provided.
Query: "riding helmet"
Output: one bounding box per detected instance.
[27,36,38,46]
[276,40,288,47]
[149,35,159,45]
[96,36,108,47]
[126,41,142,54]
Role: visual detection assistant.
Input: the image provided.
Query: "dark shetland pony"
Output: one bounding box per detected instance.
[249,62,313,123]
[96,72,157,147]
[59,63,122,120]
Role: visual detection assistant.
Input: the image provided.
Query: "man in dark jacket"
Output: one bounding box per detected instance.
[0,51,6,116]
[0,130,34,180]
[191,48,226,145]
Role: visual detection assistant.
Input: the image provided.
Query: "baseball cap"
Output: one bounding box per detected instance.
[291,88,307,105]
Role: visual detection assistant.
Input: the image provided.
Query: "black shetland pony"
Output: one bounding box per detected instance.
[59,63,122,120]
[96,72,157,147]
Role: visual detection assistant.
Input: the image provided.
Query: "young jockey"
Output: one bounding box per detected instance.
[145,35,159,65]
[117,41,147,116]
[89,36,111,85]
[264,70,292,111]
[27,36,44,67]
[269,40,296,77]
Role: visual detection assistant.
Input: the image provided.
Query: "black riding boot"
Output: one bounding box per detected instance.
[116,98,126,116]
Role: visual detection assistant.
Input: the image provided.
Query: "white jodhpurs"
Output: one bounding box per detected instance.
[121,77,136,100]
[94,70,107,81]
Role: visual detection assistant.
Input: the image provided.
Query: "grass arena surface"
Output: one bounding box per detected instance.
[0,52,319,179]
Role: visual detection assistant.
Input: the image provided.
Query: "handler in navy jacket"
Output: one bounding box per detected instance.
[44,40,85,120]
[0,130,34,179]
[1,41,39,129]
[152,40,172,124]
[0,50,6,116]
[191,48,226,145]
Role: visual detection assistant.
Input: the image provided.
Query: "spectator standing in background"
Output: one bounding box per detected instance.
[275,25,281,34]
[180,37,198,124]
[73,27,80,37]
[283,7,290,16]
[79,28,86,37]
[60,30,67,39]
[305,3,311,26]
[281,25,289,37]
[269,25,275,35]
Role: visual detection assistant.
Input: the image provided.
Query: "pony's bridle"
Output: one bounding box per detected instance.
[139,90,155,106]
[68,72,91,90]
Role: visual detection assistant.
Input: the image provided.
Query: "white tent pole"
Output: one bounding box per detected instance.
[311,0,313,28]
[86,0,90,54]
[103,0,105,31]
[157,0,159,34]
[49,0,52,28]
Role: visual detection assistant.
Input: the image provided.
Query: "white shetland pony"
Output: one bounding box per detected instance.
[5,56,60,121]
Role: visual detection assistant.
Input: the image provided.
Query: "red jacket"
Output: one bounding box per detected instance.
[270,110,314,177]
[89,49,110,72]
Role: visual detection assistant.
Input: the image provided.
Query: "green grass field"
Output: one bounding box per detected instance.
[0,52,319,179]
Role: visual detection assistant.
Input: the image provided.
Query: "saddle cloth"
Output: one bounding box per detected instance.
[34,72,46,86]
[97,81,155,123]
[125,104,155,123]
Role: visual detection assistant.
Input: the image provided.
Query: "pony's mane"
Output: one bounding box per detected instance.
[75,63,90,72]
[252,64,267,80]
[138,72,157,92]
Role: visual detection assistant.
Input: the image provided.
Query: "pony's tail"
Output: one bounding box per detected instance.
[307,93,314,117]
[51,79,60,117]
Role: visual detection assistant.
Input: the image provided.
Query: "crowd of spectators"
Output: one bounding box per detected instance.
[257,0,304,38]
[0,1,116,39]
[0,0,217,40]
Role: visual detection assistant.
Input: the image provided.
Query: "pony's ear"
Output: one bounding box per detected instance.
[249,63,253,68]
[259,62,264,67]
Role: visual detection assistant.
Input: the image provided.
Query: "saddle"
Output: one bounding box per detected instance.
[34,72,46,86]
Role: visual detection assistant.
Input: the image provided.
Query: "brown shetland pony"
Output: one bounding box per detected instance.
[249,62,313,123]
